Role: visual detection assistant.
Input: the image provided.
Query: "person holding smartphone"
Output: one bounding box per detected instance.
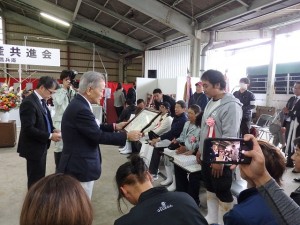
[197,70,243,225]
[224,138,286,225]
[230,135,300,225]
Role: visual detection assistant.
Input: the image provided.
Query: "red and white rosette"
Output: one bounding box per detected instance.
[206,117,216,138]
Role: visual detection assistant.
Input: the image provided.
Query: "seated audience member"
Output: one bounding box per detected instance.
[148,100,188,184]
[20,173,93,225]
[291,137,300,203]
[135,99,146,115]
[224,139,286,225]
[173,104,202,205]
[117,99,136,123]
[114,155,208,225]
[119,102,172,155]
[142,102,173,138]
[225,134,300,225]
[152,88,176,117]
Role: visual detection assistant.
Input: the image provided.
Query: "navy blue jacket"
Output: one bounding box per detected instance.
[58,94,127,182]
[160,112,187,141]
[224,187,279,225]
[188,92,209,111]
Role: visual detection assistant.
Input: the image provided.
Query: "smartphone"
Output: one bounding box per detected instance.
[203,138,252,164]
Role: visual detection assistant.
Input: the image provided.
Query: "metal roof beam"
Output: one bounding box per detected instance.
[83,0,164,39]
[146,32,187,49]
[1,9,120,60]
[198,0,285,30]
[66,0,82,38]
[16,0,145,51]
[118,0,194,38]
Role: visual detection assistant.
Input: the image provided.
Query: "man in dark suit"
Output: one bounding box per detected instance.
[58,71,141,198]
[283,81,300,168]
[17,76,62,189]
[152,88,176,117]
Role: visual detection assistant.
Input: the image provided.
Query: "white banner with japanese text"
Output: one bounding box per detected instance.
[0,44,60,66]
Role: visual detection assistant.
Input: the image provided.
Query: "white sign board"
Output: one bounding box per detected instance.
[0,44,60,66]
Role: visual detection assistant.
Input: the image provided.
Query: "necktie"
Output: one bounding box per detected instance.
[41,99,51,133]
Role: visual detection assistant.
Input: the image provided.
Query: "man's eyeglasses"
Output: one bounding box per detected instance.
[46,88,56,95]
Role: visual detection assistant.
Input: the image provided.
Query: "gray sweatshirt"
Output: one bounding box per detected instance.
[258,179,300,225]
[199,93,243,158]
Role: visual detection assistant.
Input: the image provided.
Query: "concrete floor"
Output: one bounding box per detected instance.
[0,131,299,225]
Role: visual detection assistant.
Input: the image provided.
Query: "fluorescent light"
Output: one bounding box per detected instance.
[40,12,70,27]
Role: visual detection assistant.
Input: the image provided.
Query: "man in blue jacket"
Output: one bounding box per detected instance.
[58,71,141,198]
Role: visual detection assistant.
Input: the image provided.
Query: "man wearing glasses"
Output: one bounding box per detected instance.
[17,76,62,189]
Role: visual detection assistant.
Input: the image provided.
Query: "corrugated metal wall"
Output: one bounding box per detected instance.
[2,18,142,83]
[145,41,190,78]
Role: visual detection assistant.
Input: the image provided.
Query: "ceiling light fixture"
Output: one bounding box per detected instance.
[40,12,70,27]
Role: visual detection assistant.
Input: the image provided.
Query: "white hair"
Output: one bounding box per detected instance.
[78,71,105,94]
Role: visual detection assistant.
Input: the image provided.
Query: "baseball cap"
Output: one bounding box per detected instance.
[160,101,170,109]
[195,81,203,86]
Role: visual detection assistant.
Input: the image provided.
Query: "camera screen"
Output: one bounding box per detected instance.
[203,138,252,164]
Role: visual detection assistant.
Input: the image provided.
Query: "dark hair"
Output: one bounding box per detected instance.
[189,104,203,127]
[116,82,123,91]
[176,100,186,109]
[239,77,250,84]
[37,76,59,90]
[258,140,286,186]
[137,99,144,105]
[116,155,148,213]
[60,70,73,80]
[20,174,93,225]
[153,88,162,94]
[201,69,226,90]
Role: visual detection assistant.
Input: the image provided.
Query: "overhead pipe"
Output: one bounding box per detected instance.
[200,31,215,75]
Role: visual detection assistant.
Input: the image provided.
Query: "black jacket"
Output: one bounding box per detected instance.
[154,94,176,117]
[233,90,255,120]
[114,187,208,225]
[17,92,54,160]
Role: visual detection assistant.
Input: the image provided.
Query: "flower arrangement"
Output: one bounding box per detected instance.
[0,84,21,112]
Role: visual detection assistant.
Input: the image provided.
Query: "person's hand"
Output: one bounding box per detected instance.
[53,129,61,133]
[149,138,159,146]
[176,145,186,154]
[211,163,224,178]
[196,150,201,164]
[239,134,272,187]
[116,122,128,131]
[51,132,62,142]
[127,131,142,141]
[183,150,194,155]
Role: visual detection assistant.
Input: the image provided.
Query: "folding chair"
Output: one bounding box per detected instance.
[251,114,273,140]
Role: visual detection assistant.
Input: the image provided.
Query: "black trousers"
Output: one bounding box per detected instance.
[26,150,47,189]
[148,147,164,175]
[202,162,233,202]
[115,106,124,119]
[240,118,251,137]
[175,165,202,205]
[54,152,62,173]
